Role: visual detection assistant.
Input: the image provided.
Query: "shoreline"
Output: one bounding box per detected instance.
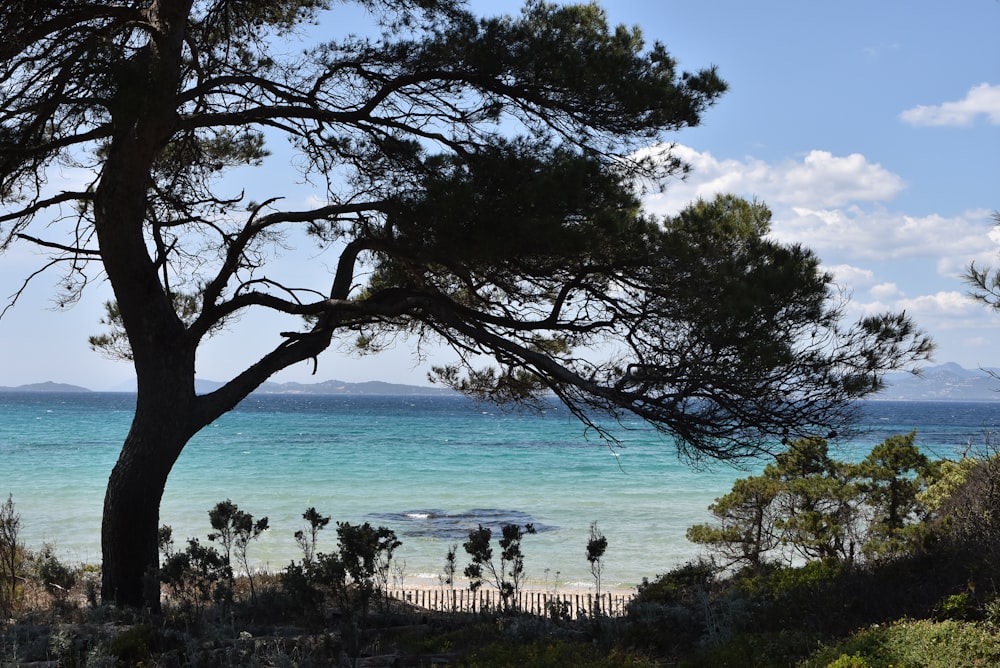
[388,574,638,597]
[383,577,637,618]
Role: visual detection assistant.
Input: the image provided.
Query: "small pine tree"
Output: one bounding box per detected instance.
[463,523,536,613]
[335,522,401,615]
[586,521,608,602]
[207,500,269,604]
[294,507,331,564]
[687,475,781,569]
[853,431,932,559]
[769,438,860,562]
[442,544,458,589]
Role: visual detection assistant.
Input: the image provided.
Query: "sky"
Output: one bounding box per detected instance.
[1,0,998,390]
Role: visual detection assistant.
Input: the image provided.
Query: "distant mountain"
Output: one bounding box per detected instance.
[107,377,454,396]
[7,363,1000,400]
[876,363,1000,401]
[0,381,91,393]
[245,365,998,400]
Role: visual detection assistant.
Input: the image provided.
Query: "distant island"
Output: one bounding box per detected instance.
[0,380,93,393]
[2,363,999,400]
[0,378,453,396]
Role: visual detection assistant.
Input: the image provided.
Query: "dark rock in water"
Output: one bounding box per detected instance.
[369,508,556,539]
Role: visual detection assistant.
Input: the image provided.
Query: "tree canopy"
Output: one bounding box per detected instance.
[0,0,932,607]
[688,432,935,569]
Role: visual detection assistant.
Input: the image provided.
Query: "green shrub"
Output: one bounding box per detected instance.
[106,624,157,665]
[739,559,843,602]
[628,560,739,654]
[34,544,76,600]
[335,521,401,615]
[633,559,717,606]
[937,591,970,621]
[466,639,656,667]
[160,536,230,618]
[281,559,327,618]
[0,495,23,617]
[621,601,701,654]
[825,654,870,668]
[801,619,1000,667]
[282,520,401,625]
[678,629,818,667]
[983,596,1000,625]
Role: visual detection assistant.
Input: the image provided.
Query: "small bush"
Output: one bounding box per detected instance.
[160,536,230,619]
[34,545,77,602]
[282,519,401,626]
[801,619,1000,667]
[208,499,269,605]
[684,629,818,668]
[937,591,971,621]
[466,638,656,667]
[0,495,23,617]
[106,624,157,665]
[824,653,870,668]
[633,559,717,606]
[983,596,1000,625]
[739,559,843,602]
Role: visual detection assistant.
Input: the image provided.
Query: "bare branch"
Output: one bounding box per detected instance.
[16,233,101,257]
[1,258,70,319]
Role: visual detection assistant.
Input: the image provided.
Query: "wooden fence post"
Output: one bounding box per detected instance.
[387,588,633,618]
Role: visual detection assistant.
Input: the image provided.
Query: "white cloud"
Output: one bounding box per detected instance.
[899,82,1000,127]
[775,208,996,268]
[643,145,997,281]
[870,282,903,300]
[962,335,990,349]
[825,264,875,289]
[780,151,906,207]
[896,291,976,316]
[648,146,905,212]
[842,291,997,350]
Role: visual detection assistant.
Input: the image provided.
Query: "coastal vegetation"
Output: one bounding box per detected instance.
[0,0,932,611]
[462,522,536,615]
[5,432,1000,666]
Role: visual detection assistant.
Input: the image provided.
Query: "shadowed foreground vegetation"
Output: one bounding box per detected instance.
[6,432,1000,666]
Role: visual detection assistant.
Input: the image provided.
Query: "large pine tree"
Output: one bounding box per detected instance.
[0,0,931,608]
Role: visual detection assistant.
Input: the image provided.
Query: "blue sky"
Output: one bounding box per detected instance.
[1,0,998,390]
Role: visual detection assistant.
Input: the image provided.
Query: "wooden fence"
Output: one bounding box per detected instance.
[387,587,634,619]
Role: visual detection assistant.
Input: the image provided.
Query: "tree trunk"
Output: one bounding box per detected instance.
[101,391,193,609]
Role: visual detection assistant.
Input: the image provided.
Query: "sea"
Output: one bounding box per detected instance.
[2,392,999,590]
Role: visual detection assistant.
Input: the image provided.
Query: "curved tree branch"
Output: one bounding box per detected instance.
[15,233,101,257]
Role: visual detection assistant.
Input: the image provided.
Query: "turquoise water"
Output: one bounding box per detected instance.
[1,393,995,588]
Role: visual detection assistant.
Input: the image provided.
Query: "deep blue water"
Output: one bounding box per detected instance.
[1,393,997,587]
